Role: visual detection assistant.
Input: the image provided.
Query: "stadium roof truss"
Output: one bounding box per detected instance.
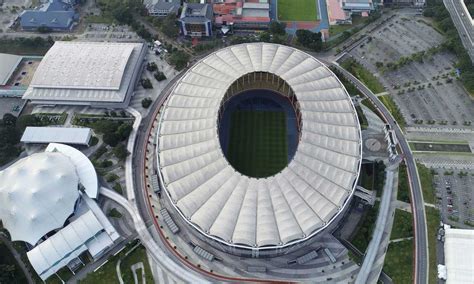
[156,43,362,249]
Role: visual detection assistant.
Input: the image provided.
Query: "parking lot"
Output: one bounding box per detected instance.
[433,170,474,229]
[0,97,25,117]
[349,14,474,128]
[80,24,140,42]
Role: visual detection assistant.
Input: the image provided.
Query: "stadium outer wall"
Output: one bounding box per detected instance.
[154,43,363,258]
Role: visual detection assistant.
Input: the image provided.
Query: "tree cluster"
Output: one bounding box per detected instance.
[296,29,322,51]
[0,114,21,166]
[169,50,190,71]
[92,120,132,147]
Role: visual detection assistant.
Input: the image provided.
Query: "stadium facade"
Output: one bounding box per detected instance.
[23,41,146,109]
[156,43,362,256]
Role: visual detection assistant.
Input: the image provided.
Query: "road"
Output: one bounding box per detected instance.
[330,61,429,284]
[444,0,474,62]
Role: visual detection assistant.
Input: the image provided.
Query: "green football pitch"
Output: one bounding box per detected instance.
[277,0,318,21]
[226,111,288,178]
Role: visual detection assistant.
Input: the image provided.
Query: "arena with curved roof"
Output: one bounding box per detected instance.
[156,43,362,252]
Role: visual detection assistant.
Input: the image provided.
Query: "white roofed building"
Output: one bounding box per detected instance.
[23,41,147,108]
[21,126,92,146]
[0,143,118,281]
[443,226,474,283]
[156,43,362,254]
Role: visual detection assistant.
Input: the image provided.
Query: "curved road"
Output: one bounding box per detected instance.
[330,61,428,284]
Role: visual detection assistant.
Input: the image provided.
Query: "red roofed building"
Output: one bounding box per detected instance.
[214,0,270,30]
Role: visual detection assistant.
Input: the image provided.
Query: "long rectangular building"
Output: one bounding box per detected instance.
[21,126,92,146]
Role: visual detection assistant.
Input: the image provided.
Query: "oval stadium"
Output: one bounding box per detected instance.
[156,43,362,254]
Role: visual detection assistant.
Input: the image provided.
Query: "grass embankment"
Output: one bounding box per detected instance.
[277,0,318,21]
[0,38,53,55]
[378,95,406,128]
[398,164,410,203]
[227,111,288,178]
[425,207,440,284]
[350,202,379,253]
[340,58,385,94]
[390,209,413,240]
[383,240,413,284]
[417,163,436,204]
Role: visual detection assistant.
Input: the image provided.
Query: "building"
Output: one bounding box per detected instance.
[23,41,147,109]
[214,0,271,31]
[0,53,22,86]
[179,3,213,37]
[327,0,374,25]
[156,43,362,256]
[441,226,474,283]
[19,0,78,31]
[0,143,119,281]
[148,0,180,17]
[21,126,92,146]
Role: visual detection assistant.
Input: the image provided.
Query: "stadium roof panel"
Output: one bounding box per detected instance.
[157,43,362,249]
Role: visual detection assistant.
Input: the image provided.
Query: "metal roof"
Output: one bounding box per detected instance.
[156,43,362,249]
[0,53,22,85]
[21,126,92,145]
[22,41,146,103]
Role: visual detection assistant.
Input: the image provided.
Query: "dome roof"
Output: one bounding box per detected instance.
[157,43,362,249]
[0,152,80,245]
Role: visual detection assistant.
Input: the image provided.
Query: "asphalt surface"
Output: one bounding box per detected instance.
[444,0,474,62]
[330,61,429,284]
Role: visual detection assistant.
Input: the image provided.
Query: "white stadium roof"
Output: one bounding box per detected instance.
[0,152,79,245]
[23,41,145,104]
[157,43,362,249]
[444,227,474,283]
[21,126,92,146]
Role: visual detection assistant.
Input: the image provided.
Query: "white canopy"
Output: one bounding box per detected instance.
[0,152,79,245]
[444,227,474,283]
[157,43,362,249]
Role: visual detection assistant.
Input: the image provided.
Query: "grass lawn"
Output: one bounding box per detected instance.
[425,207,440,284]
[378,95,407,128]
[390,209,413,240]
[417,163,435,204]
[0,39,52,56]
[277,0,318,21]
[341,58,385,94]
[350,202,379,253]
[79,256,119,284]
[329,16,368,36]
[227,111,288,178]
[84,15,116,25]
[411,142,471,153]
[120,246,154,284]
[383,240,413,284]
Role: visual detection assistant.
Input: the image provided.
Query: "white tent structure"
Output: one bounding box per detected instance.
[444,227,474,283]
[156,43,362,249]
[0,152,80,245]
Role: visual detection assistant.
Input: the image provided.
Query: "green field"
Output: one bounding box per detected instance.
[277,0,318,21]
[227,111,288,178]
[383,240,414,284]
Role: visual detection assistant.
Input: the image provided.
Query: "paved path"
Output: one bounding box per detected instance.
[389,237,413,244]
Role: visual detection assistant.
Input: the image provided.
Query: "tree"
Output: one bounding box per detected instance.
[2,113,16,127]
[161,13,179,38]
[141,78,153,89]
[117,123,132,141]
[296,29,322,52]
[142,97,152,108]
[154,71,167,81]
[146,62,158,72]
[37,26,52,33]
[113,144,130,161]
[103,132,120,147]
[16,114,39,131]
[169,50,190,70]
[269,21,286,35]
[110,110,117,117]
[0,264,16,282]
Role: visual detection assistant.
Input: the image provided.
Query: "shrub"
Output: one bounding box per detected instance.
[106,173,119,183]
